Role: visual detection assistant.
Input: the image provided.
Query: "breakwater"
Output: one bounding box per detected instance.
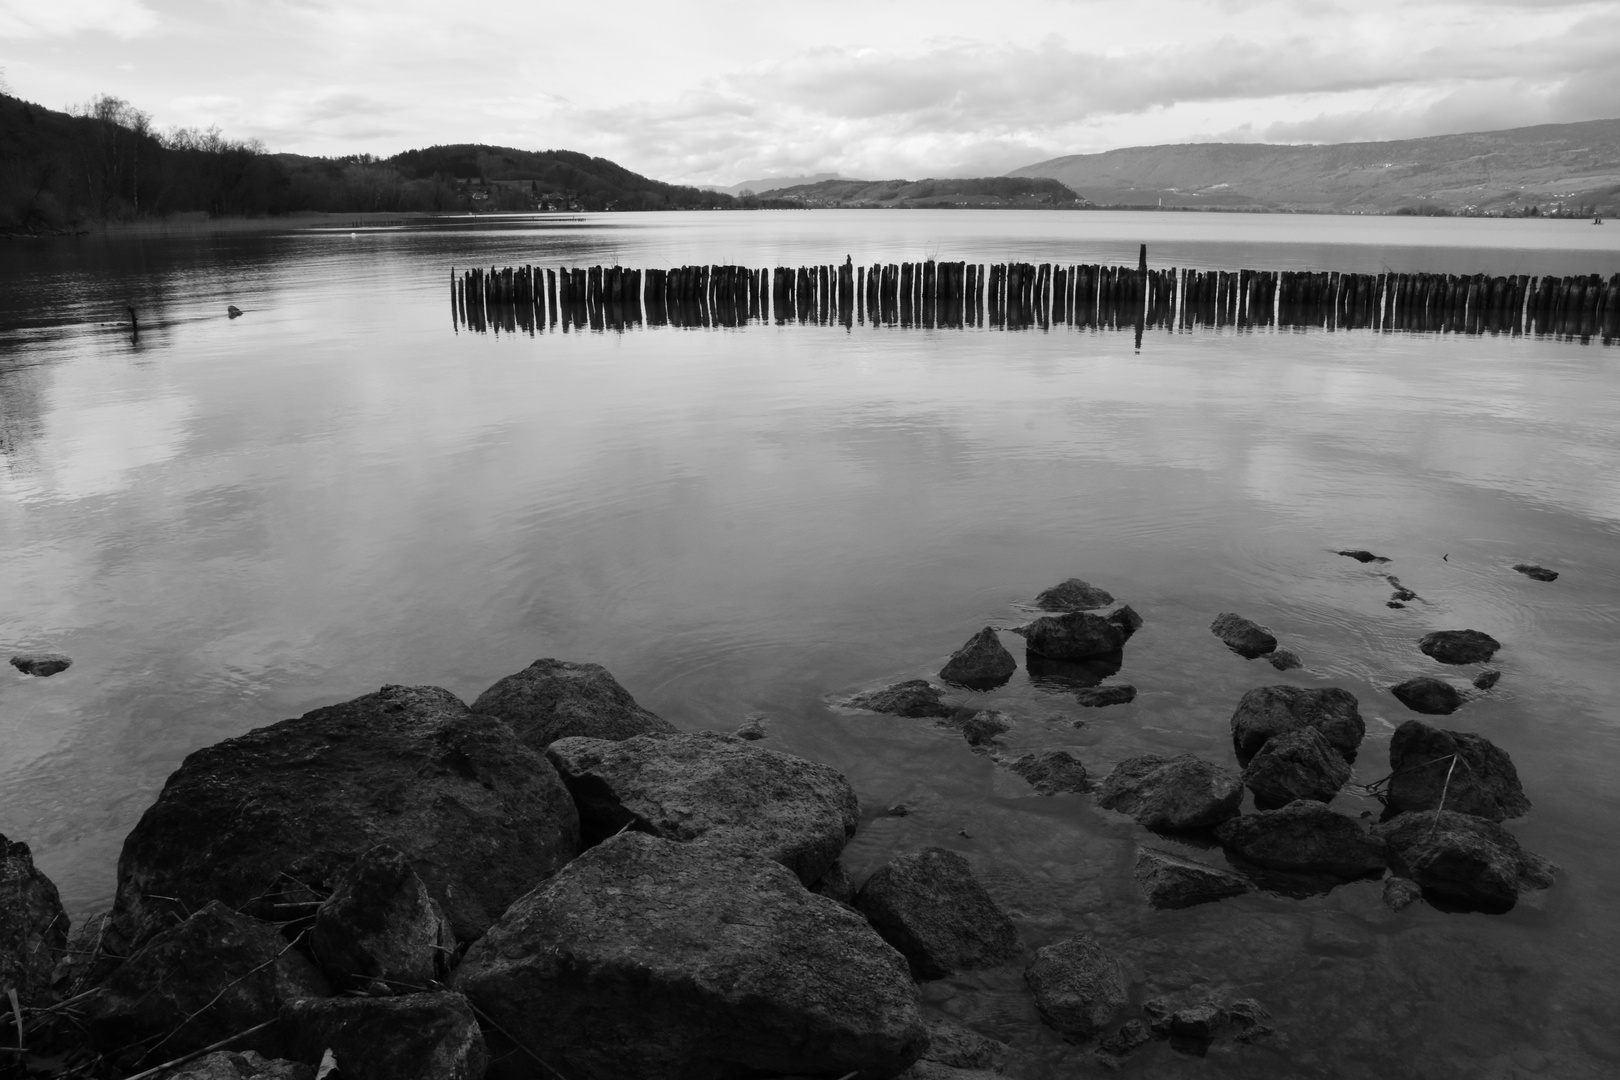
[451,253,1620,344]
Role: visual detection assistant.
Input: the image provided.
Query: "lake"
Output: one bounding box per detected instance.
[2,209,1619,1078]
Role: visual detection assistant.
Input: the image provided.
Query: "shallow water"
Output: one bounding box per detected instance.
[3,209,1620,1079]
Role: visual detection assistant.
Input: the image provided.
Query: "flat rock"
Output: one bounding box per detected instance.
[1229,685,1365,766]
[1473,669,1502,691]
[1024,936,1129,1042]
[1018,611,1126,661]
[1338,549,1389,563]
[1009,750,1089,795]
[1513,563,1558,582]
[1375,810,1554,912]
[1209,613,1277,658]
[1241,726,1351,808]
[310,844,452,993]
[959,710,1011,747]
[82,901,329,1062]
[1386,719,1529,821]
[1267,648,1303,671]
[545,731,858,885]
[0,832,69,1004]
[1095,754,1243,831]
[1075,684,1136,707]
[1035,578,1116,611]
[1215,800,1386,879]
[1133,847,1250,909]
[9,652,71,677]
[1391,676,1464,715]
[1418,629,1500,665]
[280,992,486,1080]
[849,680,955,718]
[455,833,926,1080]
[855,847,1019,980]
[162,1051,312,1080]
[939,627,1017,689]
[470,657,677,749]
[110,685,580,945]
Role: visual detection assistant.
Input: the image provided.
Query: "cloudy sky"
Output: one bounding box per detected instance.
[2,0,1617,185]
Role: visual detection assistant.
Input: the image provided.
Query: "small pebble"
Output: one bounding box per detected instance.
[887,803,910,817]
[1473,669,1502,691]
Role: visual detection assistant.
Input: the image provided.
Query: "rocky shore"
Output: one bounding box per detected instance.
[0,565,1557,1079]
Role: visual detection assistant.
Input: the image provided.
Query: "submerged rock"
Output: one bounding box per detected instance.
[0,833,69,1003]
[1473,669,1502,691]
[1267,649,1303,671]
[280,992,487,1080]
[470,657,677,749]
[1241,726,1351,808]
[1229,685,1365,766]
[1133,847,1250,910]
[82,902,329,1061]
[1375,810,1554,912]
[848,680,955,718]
[1095,755,1243,831]
[1209,613,1277,659]
[1009,750,1089,795]
[310,844,452,993]
[959,710,1011,747]
[1215,800,1386,879]
[1025,936,1129,1042]
[164,1051,311,1080]
[456,833,926,1080]
[1418,629,1501,665]
[917,1015,1007,1070]
[1382,876,1423,912]
[1018,611,1126,661]
[545,731,858,885]
[1025,650,1123,689]
[1513,563,1558,582]
[8,652,72,677]
[1095,1019,1153,1065]
[1338,549,1390,563]
[1386,720,1529,821]
[1391,676,1464,715]
[1036,578,1116,611]
[939,627,1017,689]
[110,684,580,946]
[855,847,1019,980]
[1075,684,1136,708]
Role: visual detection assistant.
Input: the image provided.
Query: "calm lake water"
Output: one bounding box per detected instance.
[3,210,1620,1078]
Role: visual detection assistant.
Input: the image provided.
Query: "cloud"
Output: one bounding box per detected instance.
[0,0,158,39]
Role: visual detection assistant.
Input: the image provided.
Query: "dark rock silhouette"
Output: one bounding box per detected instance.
[1106,605,1144,642]
[1338,550,1389,563]
[1513,563,1558,582]
[280,992,486,1080]
[470,658,677,749]
[310,844,452,993]
[1418,629,1500,665]
[855,847,1020,980]
[1215,800,1386,879]
[545,731,858,885]
[939,627,1017,689]
[1024,936,1129,1042]
[1473,669,1502,691]
[9,652,71,677]
[1018,611,1126,661]
[1095,754,1243,831]
[1391,676,1464,715]
[1375,810,1554,912]
[1133,847,1251,909]
[1229,685,1364,766]
[1267,648,1303,671]
[1386,720,1529,821]
[1035,578,1115,611]
[0,833,69,1003]
[848,680,955,718]
[1241,726,1351,808]
[1209,613,1277,658]
[456,833,927,1080]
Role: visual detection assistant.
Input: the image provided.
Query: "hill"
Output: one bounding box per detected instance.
[764,176,1085,208]
[385,144,730,211]
[1008,119,1620,215]
[701,173,846,197]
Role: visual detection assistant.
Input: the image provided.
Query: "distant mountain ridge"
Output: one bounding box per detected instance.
[762,176,1084,208]
[702,173,846,196]
[1008,119,1620,214]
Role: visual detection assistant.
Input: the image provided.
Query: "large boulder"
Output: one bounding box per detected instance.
[1008,751,1089,795]
[1018,611,1125,661]
[9,652,72,677]
[1391,677,1464,715]
[855,848,1019,980]
[939,627,1017,689]
[1094,755,1243,831]
[545,731,858,885]
[1209,613,1276,658]
[1386,720,1529,821]
[280,992,487,1080]
[1133,848,1250,910]
[1418,629,1500,665]
[848,680,955,719]
[1229,685,1364,766]
[469,658,676,749]
[1375,810,1554,912]
[1024,936,1129,1042]
[111,685,580,945]
[82,902,329,1062]
[1035,578,1115,611]
[0,833,69,1003]
[456,833,927,1080]
[310,845,453,993]
[1215,800,1386,879]
[1241,726,1351,808]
